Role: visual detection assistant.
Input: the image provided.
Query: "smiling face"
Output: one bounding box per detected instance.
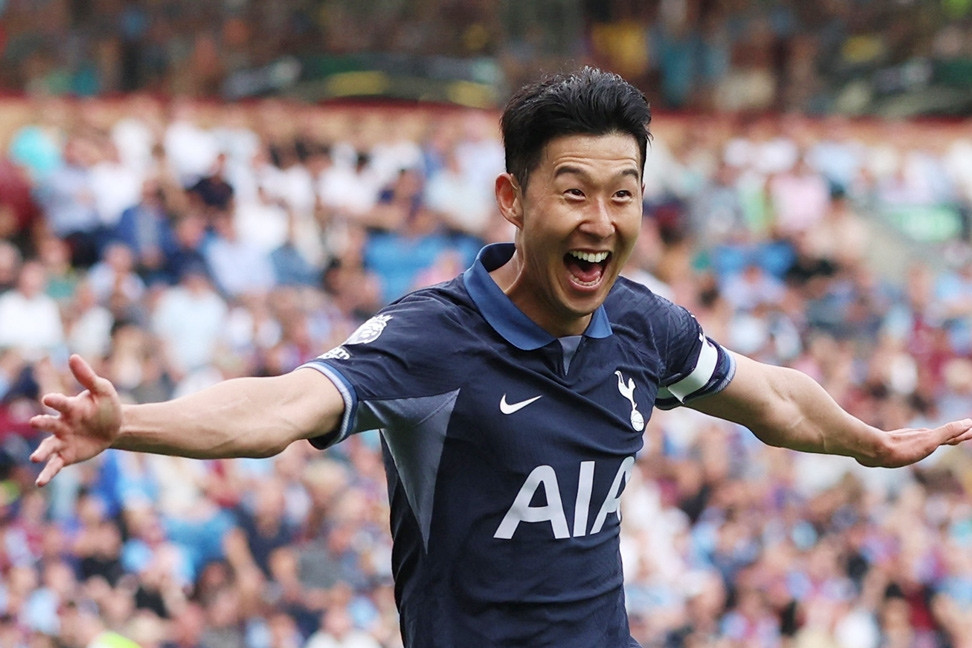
[492,132,644,337]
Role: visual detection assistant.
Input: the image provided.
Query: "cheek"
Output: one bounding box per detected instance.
[612,217,642,262]
[522,216,563,250]
[618,211,642,241]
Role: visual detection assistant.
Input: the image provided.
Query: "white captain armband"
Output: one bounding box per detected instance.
[657,333,734,407]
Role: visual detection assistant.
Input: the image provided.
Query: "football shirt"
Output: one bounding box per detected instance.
[302,243,735,647]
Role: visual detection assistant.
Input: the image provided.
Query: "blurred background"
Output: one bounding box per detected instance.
[1,1,972,647]
[1,0,971,115]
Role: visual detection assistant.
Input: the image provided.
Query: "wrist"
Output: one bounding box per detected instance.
[852,425,888,467]
[109,404,136,450]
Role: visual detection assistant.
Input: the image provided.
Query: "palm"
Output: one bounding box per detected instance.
[59,388,119,457]
[30,355,122,486]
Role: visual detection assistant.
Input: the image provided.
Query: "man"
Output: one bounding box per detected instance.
[30,68,972,647]
[35,134,103,268]
[110,177,178,284]
[0,260,65,361]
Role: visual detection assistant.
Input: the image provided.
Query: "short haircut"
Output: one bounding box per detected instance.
[500,67,652,189]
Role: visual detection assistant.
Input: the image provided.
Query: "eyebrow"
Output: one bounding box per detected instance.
[553,165,641,182]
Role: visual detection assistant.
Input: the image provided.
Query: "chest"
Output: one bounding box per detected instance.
[450,337,660,469]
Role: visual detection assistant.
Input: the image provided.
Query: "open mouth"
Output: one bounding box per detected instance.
[564,250,610,287]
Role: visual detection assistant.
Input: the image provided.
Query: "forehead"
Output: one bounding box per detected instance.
[536,132,642,180]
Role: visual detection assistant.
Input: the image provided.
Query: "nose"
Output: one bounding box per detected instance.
[579,199,615,239]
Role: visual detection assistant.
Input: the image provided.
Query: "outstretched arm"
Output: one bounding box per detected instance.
[30,354,343,486]
[689,352,972,468]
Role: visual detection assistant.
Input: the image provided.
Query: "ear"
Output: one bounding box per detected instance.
[495,173,523,230]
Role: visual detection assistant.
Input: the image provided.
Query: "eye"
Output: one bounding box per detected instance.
[565,188,585,198]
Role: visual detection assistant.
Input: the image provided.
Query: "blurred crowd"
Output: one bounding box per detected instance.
[0,91,972,648]
[585,0,972,115]
[3,0,971,114]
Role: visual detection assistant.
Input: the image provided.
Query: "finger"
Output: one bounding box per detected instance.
[945,427,972,445]
[35,453,66,488]
[29,415,73,441]
[29,434,63,464]
[29,412,58,433]
[941,418,972,442]
[40,392,76,415]
[32,400,73,428]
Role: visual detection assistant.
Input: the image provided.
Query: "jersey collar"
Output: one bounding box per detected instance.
[463,243,613,350]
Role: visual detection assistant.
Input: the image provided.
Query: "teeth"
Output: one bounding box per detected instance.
[569,250,609,263]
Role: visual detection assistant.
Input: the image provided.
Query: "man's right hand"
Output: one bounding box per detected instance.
[29,354,122,486]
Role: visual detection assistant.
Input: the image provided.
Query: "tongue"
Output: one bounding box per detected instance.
[566,257,604,284]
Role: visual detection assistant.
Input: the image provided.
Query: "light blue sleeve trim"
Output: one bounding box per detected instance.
[300,361,357,449]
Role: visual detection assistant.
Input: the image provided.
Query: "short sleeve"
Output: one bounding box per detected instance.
[300,290,466,448]
[654,310,736,410]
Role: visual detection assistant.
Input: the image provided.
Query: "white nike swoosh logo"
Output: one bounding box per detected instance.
[499,394,542,415]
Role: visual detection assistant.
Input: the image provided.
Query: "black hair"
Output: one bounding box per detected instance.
[500,67,652,189]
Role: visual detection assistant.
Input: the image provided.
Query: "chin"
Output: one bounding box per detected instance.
[563,280,609,307]
[561,293,605,319]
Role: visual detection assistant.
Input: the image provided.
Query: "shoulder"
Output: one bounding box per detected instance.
[326,277,480,356]
[605,276,695,333]
[605,276,662,307]
[385,277,477,328]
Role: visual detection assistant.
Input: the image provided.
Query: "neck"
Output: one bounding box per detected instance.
[488,249,591,338]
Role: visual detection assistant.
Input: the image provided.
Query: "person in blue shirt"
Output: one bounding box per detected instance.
[109,178,178,285]
[29,68,972,648]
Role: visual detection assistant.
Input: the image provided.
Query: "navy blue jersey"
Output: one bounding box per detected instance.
[301,244,735,648]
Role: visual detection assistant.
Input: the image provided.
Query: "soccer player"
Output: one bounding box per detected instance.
[30,68,972,647]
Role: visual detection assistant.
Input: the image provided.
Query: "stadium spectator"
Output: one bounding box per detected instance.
[802,189,871,272]
[34,234,79,305]
[150,260,228,379]
[361,166,425,233]
[362,202,456,305]
[0,155,42,253]
[89,138,143,232]
[687,159,749,251]
[162,211,212,286]
[86,242,147,309]
[0,240,23,292]
[167,602,207,648]
[187,153,235,215]
[63,279,114,360]
[235,186,291,257]
[768,156,833,237]
[321,247,384,324]
[317,151,383,221]
[163,99,221,188]
[304,605,382,648]
[0,260,66,362]
[270,215,324,289]
[34,134,104,268]
[423,148,494,239]
[934,251,972,356]
[202,210,275,299]
[6,98,66,184]
[259,140,317,222]
[110,177,179,285]
[234,477,299,578]
[805,117,868,197]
